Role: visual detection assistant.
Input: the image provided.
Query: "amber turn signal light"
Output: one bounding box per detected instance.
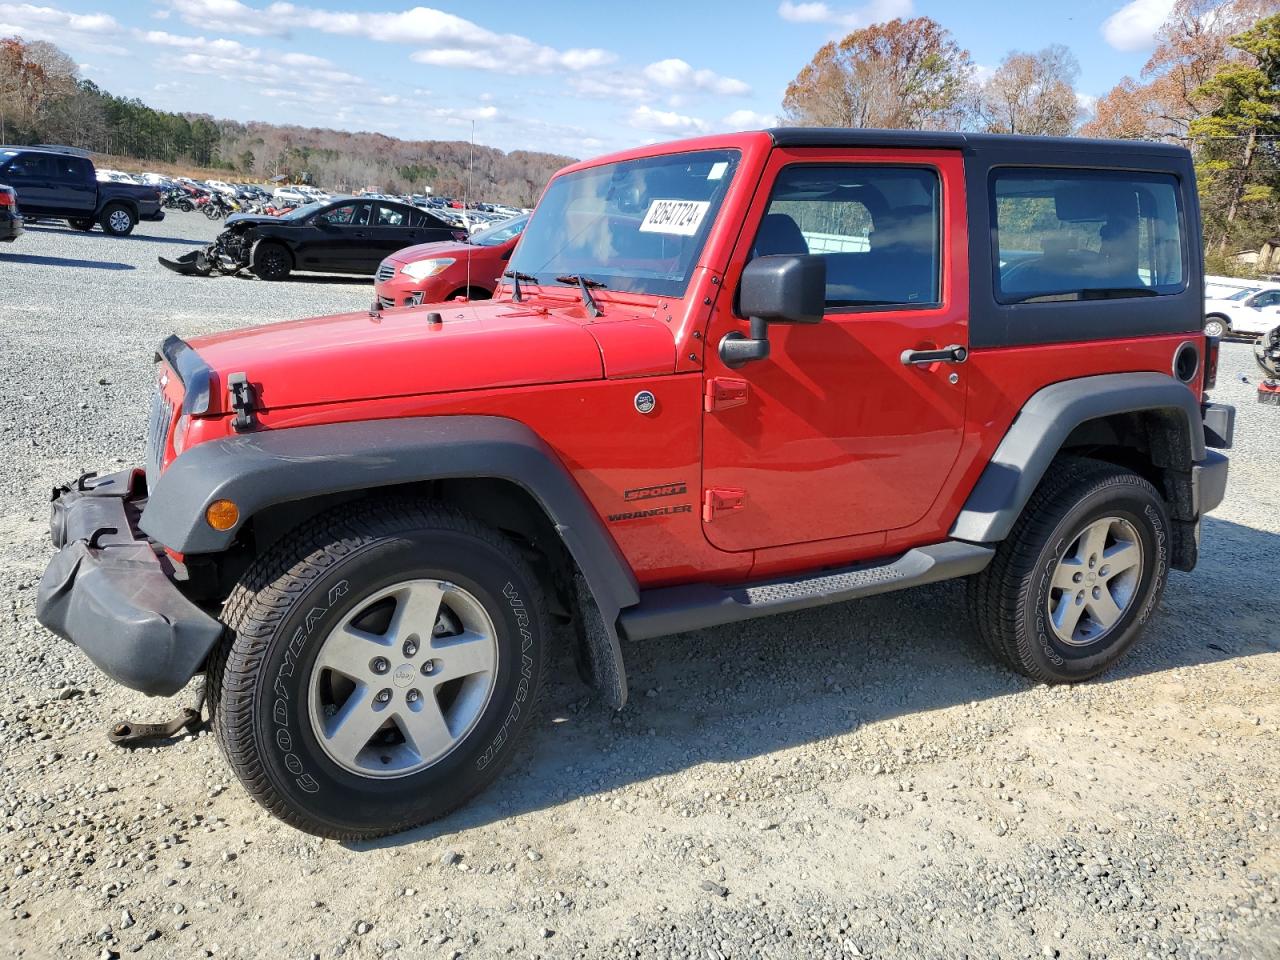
[205,499,240,531]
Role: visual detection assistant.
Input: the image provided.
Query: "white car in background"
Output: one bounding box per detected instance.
[1203,283,1280,338]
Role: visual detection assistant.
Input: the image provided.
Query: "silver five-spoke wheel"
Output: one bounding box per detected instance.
[308,579,498,778]
[1047,516,1143,646]
[108,209,132,233]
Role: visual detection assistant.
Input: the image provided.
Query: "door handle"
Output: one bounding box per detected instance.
[900,344,967,366]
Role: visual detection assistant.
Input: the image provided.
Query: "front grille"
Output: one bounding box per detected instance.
[144,381,174,490]
[375,262,396,282]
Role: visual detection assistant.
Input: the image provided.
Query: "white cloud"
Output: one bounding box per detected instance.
[722,108,779,129]
[1101,0,1175,52]
[218,2,620,76]
[642,58,751,96]
[1076,91,1099,114]
[161,0,287,36]
[0,2,120,36]
[628,104,708,134]
[777,0,913,28]
[567,73,650,101]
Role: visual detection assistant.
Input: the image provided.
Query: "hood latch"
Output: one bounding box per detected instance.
[227,372,257,432]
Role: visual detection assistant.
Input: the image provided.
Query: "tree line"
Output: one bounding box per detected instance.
[781,0,1278,270]
[0,37,572,206]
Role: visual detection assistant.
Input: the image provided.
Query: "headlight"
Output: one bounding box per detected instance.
[400,258,455,281]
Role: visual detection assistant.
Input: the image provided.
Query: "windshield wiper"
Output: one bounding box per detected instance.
[555,274,605,317]
[502,269,538,303]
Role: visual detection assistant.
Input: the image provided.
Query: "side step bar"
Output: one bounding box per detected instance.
[619,540,994,641]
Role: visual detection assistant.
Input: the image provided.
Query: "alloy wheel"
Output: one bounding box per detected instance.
[1046,516,1144,647]
[307,579,499,778]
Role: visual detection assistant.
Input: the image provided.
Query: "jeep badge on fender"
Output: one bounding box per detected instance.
[35,128,1232,840]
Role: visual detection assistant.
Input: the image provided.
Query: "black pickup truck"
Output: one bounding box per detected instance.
[0,146,163,236]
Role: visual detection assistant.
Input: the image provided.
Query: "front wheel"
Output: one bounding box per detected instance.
[967,458,1170,684]
[250,241,292,280]
[209,500,549,840]
[1204,315,1230,339]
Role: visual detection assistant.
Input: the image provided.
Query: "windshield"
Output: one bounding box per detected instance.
[1225,287,1258,301]
[472,213,529,247]
[508,148,740,297]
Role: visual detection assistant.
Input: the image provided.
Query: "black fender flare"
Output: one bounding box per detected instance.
[950,372,1205,543]
[141,416,639,705]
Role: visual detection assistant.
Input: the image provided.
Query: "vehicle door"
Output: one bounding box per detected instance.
[306,201,373,271]
[700,148,970,552]
[51,156,96,215]
[0,152,58,213]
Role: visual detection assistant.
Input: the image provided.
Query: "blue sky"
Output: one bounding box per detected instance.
[0,0,1178,157]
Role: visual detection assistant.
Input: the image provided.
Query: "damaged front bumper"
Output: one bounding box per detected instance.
[35,469,222,697]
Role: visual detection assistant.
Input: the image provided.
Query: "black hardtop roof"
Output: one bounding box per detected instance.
[766,127,1190,159]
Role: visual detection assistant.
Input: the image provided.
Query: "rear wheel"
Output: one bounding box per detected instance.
[99,203,136,236]
[209,500,549,839]
[1204,315,1230,339]
[250,241,292,281]
[966,458,1170,683]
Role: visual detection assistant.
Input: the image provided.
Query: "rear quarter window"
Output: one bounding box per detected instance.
[992,169,1186,304]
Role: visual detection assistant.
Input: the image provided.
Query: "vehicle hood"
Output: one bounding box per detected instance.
[184,296,678,411]
[385,239,487,264]
[186,299,613,410]
[224,213,290,229]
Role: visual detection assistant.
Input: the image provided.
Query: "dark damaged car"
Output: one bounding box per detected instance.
[159,197,467,280]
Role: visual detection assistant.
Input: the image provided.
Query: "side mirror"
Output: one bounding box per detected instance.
[313,214,331,227]
[721,254,826,366]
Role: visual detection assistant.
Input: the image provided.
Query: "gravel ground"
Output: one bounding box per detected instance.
[1,214,1277,960]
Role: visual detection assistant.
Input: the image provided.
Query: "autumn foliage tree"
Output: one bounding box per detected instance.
[1189,14,1280,253]
[1082,0,1270,140]
[974,45,1082,136]
[782,17,973,130]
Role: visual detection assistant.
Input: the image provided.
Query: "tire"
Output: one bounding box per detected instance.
[178,200,193,213]
[1203,315,1230,339]
[209,499,549,840]
[99,203,136,236]
[250,241,292,281]
[966,457,1170,684]
[69,218,94,232]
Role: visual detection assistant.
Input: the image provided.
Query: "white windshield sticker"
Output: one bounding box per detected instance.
[707,161,728,181]
[639,199,711,237]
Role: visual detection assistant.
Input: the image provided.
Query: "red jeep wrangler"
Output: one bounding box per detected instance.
[37,129,1234,839]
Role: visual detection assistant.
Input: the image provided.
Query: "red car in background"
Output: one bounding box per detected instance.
[374,213,527,307]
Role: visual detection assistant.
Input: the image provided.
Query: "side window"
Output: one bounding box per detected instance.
[374,204,406,226]
[752,165,941,309]
[1251,290,1280,309]
[993,169,1185,303]
[52,156,88,182]
[6,153,51,179]
[326,202,371,226]
[412,210,447,229]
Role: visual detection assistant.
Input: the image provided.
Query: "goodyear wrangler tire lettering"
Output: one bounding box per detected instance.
[212,500,548,840]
